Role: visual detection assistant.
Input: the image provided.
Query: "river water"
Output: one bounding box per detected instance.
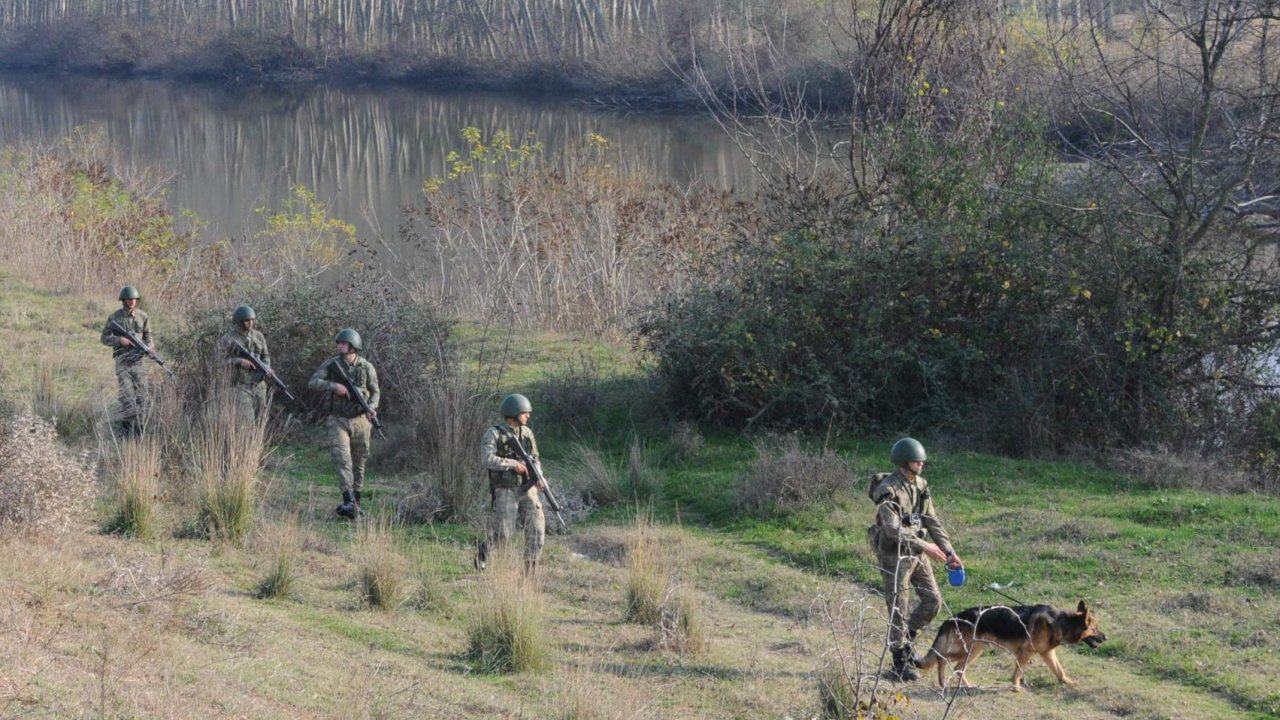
[0,73,766,240]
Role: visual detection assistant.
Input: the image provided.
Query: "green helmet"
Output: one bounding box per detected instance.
[335,328,363,351]
[500,393,532,418]
[232,305,256,322]
[118,285,141,300]
[890,437,927,465]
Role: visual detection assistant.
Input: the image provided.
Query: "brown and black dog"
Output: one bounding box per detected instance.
[915,601,1106,690]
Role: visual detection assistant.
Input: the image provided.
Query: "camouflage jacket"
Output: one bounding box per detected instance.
[481,423,542,490]
[215,328,270,385]
[871,469,955,558]
[308,355,380,418]
[100,308,152,362]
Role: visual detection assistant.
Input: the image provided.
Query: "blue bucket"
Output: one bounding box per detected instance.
[947,565,966,587]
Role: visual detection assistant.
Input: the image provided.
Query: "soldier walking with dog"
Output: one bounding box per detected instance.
[475,393,548,575]
[869,437,965,682]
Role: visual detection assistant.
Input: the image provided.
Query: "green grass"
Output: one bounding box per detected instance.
[1,270,1276,718]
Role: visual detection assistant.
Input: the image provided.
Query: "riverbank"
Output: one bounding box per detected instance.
[0,17,846,113]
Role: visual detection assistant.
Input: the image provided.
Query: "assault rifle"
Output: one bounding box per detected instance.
[330,358,385,437]
[108,319,174,376]
[232,340,297,403]
[506,428,567,530]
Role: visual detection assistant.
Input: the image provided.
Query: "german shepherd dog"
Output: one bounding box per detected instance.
[916,601,1106,690]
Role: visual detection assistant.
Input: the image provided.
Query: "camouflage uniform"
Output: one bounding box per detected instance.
[214,326,271,423]
[871,469,956,652]
[480,423,545,565]
[100,307,151,431]
[308,355,380,497]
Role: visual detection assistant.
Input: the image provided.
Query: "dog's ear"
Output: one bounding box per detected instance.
[1077,600,1087,614]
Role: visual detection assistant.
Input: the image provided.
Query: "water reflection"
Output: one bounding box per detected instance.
[0,74,767,240]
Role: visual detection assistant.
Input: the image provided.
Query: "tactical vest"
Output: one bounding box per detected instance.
[488,424,533,490]
[323,356,374,418]
[868,472,930,551]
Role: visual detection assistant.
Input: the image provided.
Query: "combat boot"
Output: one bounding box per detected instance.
[336,490,357,519]
[352,490,364,518]
[473,541,488,571]
[891,646,920,682]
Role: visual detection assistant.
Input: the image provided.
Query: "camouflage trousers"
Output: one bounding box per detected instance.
[326,415,371,494]
[489,485,545,564]
[114,359,147,424]
[232,382,268,425]
[878,550,942,650]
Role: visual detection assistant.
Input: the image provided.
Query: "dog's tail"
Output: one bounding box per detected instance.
[914,624,953,670]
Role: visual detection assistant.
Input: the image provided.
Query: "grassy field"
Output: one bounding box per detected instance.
[0,273,1277,719]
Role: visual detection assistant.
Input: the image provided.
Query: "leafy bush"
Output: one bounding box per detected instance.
[169,271,455,428]
[640,107,1280,456]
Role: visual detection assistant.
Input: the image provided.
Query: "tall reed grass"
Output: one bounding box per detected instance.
[353,514,410,610]
[623,506,667,625]
[104,436,162,538]
[255,514,304,600]
[465,549,552,673]
[190,389,266,542]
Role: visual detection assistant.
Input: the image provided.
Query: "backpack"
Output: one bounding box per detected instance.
[865,472,892,551]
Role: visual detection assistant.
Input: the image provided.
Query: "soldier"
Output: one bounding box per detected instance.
[100,285,151,436]
[214,305,271,424]
[869,437,964,682]
[308,328,379,519]
[476,393,547,574]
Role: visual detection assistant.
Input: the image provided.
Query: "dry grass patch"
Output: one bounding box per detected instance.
[623,507,667,625]
[353,514,410,610]
[465,549,552,673]
[254,514,304,600]
[654,585,707,656]
[0,403,96,533]
[736,434,853,515]
[1110,446,1244,491]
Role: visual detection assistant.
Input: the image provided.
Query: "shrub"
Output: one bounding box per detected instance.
[0,402,96,533]
[735,435,852,515]
[465,550,551,673]
[1109,446,1244,492]
[169,272,455,442]
[394,376,490,522]
[104,437,162,538]
[353,514,410,610]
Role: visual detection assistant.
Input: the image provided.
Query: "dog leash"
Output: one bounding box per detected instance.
[985,582,1028,606]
